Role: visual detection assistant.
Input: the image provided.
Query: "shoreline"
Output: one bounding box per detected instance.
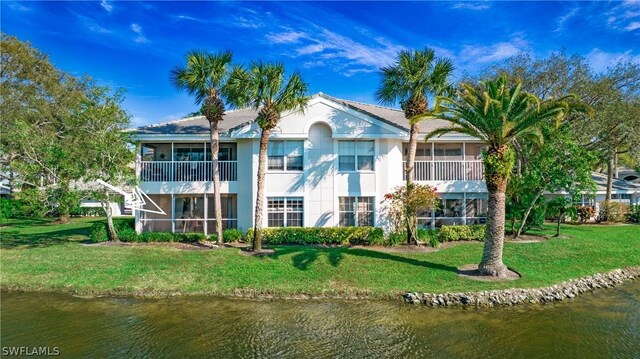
[3,266,638,305]
[405,266,640,307]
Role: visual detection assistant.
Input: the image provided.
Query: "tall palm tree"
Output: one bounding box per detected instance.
[171,50,232,245]
[376,48,454,244]
[225,62,309,252]
[426,76,573,277]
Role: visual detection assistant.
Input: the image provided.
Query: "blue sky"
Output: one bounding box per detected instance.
[2,1,639,127]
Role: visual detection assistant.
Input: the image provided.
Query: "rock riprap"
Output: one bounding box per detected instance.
[404,267,640,307]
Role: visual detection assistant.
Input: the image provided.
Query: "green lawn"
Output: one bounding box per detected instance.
[1,218,638,298]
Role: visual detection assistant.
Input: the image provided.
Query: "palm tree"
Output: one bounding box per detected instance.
[376,48,454,244]
[225,62,309,252]
[171,50,232,245]
[426,76,573,277]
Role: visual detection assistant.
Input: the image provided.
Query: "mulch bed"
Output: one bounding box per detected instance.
[82,241,218,250]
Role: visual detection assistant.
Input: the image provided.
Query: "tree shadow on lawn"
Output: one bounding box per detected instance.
[0,226,89,249]
[267,246,458,273]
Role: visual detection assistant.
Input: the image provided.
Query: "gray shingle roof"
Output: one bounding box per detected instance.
[591,172,640,192]
[133,93,452,135]
[317,93,453,134]
[134,108,259,135]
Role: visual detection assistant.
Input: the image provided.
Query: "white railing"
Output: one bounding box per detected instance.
[140,161,238,182]
[403,161,484,181]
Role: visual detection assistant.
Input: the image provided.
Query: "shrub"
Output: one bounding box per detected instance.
[223,228,244,243]
[437,225,485,242]
[576,206,595,223]
[598,201,628,223]
[247,227,385,246]
[89,222,108,242]
[117,226,138,242]
[88,218,206,243]
[627,205,640,224]
[176,232,206,243]
[139,232,175,242]
[387,232,405,246]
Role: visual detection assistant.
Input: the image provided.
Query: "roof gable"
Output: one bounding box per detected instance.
[231,95,408,138]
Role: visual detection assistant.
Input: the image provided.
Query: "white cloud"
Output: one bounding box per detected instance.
[460,36,528,63]
[173,15,200,22]
[625,21,640,31]
[76,14,111,34]
[266,31,307,44]
[555,7,579,33]
[273,26,405,76]
[604,1,640,32]
[7,2,30,11]
[130,23,149,43]
[586,48,640,73]
[100,0,113,13]
[232,15,263,29]
[451,2,490,11]
[296,43,325,55]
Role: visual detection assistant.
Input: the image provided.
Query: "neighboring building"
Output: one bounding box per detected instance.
[130,93,639,235]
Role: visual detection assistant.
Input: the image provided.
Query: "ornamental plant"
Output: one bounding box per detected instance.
[382,183,439,244]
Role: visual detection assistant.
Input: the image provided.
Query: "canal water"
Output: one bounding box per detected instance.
[1,281,639,358]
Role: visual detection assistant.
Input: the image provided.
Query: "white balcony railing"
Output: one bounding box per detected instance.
[403,161,484,181]
[140,161,238,182]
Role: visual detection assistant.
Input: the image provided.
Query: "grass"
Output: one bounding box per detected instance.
[1,218,638,299]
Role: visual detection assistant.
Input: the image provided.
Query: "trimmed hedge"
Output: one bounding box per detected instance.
[89,219,206,243]
[246,227,385,246]
[437,225,485,242]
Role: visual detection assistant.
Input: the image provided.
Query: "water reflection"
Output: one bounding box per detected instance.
[2,281,639,358]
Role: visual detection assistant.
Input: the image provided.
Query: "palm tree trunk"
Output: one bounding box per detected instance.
[405,122,419,244]
[252,127,271,252]
[479,172,508,277]
[514,189,544,239]
[210,120,223,245]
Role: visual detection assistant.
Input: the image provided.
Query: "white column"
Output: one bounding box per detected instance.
[171,193,175,233]
[203,193,208,236]
[431,142,435,180]
[462,192,467,225]
[462,142,466,181]
[170,142,175,182]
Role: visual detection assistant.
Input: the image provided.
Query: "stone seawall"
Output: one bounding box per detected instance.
[404,267,640,307]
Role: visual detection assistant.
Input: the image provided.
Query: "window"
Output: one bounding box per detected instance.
[338,141,374,171]
[339,197,374,227]
[267,197,303,227]
[404,145,431,161]
[174,144,205,162]
[207,194,238,229]
[268,141,303,171]
[141,145,156,161]
[206,144,237,161]
[434,144,463,160]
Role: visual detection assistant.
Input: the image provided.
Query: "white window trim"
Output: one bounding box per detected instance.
[338,196,375,227]
[267,196,304,227]
[267,140,304,172]
[337,140,375,173]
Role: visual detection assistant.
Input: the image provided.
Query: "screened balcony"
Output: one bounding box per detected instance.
[403,142,486,181]
[138,142,237,182]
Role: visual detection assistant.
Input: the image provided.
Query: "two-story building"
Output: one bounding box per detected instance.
[131,93,504,235]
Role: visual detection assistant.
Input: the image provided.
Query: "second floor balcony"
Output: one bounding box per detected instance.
[403,160,484,181]
[140,161,238,182]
